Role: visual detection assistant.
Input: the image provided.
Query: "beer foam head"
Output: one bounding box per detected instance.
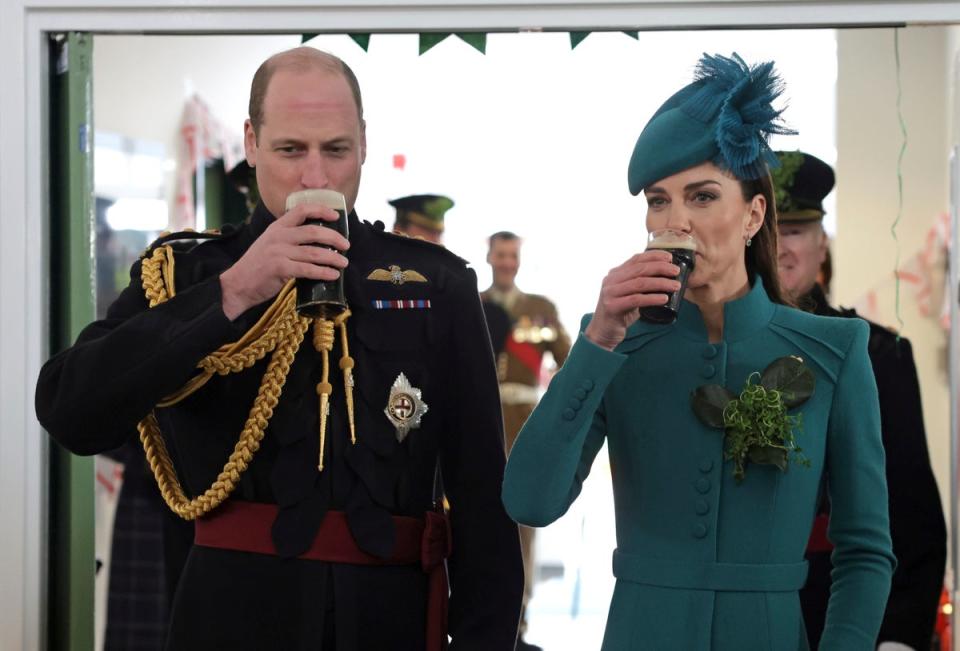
[285,189,346,212]
[647,230,697,251]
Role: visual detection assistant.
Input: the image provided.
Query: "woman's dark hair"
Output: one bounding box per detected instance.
[740,172,792,306]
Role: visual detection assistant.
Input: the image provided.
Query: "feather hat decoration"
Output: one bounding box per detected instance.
[627,53,796,195]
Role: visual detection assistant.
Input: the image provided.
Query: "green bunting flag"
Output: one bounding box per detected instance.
[301,33,370,51]
[570,31,590,49]
[419,33,452,54]
[456,33,487,54]
[572,31,639,48]
[350,34,371,51]
[418,33,486,55]
[303,30,633,54]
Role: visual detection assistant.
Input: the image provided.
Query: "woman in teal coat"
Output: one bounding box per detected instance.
[502,54,894,650]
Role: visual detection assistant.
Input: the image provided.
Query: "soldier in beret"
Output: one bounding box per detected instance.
[390,194,454,244]
[774,150,946,651]
[36,46,522,650]
[386,194,512,379]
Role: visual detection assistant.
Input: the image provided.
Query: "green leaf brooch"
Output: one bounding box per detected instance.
[691,356,815,483]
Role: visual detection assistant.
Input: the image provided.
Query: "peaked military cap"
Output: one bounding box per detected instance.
[627,53,796,195]
[227,160,254,192]
[388,194,455,233]
[227,159,260,213]
[772,151,835,222]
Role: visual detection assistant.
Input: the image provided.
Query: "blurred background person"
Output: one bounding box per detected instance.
[775,150,947,651]
[389,193,454,243]
[482,231,570,651]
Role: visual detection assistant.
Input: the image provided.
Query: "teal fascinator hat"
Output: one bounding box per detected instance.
[627,53,795,195]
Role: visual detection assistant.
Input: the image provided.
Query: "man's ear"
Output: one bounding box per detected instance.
[243,119,258,167]
[359,119,367,165]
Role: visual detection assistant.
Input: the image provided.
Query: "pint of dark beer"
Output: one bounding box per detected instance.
[639,229,697,325]
[285,189,349,318]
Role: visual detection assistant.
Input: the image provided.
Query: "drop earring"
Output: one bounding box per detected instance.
[745,237,753,247]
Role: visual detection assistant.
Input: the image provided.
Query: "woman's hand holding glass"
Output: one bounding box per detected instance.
[583,251,681,351]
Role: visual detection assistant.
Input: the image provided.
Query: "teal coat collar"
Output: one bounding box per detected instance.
[622,276,777,346]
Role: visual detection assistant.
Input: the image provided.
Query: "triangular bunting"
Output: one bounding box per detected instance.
[301,33,319,44]
[570,32,591,49]
[455,33,487,54]
[349,34,371,51]
[623,31,639,40]
[419,33,452,55]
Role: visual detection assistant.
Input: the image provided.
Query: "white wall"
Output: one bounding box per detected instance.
[95,35,296,149]
[951,27,960,146]
[836,26,954,536]
[94,35,299,219]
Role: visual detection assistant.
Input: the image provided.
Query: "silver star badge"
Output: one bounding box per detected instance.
[384,373,429,442]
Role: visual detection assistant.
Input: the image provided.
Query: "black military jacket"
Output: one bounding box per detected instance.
[799,284,946,651]
[36,203,524,650]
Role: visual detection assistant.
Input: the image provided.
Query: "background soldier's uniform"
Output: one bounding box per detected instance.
[101,441,193,651]
[480,287,570,635]
[798,286,946,651]
[36,204,524,650]
[773,150,947,650]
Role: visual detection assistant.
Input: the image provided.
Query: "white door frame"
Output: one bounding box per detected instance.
[2,2,959,650]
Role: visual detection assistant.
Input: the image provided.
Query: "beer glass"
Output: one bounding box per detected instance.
[639,229,697,324]
[285,189,349,317]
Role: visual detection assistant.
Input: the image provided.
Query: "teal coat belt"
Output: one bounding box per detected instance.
[614,552,808,592]
[502,279,895,651]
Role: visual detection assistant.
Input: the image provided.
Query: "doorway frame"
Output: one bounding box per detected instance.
[3,1,960,649]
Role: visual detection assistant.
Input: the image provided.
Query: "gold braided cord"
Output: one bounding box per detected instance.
[160,288,302,407]
[337,315,357,445]
[141,246,177,307]
[311,309,354,471]
[314,319,334,471]
[136,244,311,519]
[140,247,304,407]
[138,313,308,519]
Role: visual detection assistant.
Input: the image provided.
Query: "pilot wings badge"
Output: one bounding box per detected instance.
[385,373,429,442]
[367,265,428,286]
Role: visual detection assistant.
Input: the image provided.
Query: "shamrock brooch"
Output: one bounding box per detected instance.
[691,356,815,483]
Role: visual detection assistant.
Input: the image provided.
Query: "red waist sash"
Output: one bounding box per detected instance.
[806,513,834,553]
[195,501,451,651]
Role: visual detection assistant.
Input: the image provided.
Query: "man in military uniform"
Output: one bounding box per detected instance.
[481,231,570,651]
[389,194,454,244]
[774,151,946,651]
[36,47,522,650]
